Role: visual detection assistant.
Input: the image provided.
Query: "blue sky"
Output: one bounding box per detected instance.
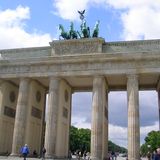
[0,0,160,147]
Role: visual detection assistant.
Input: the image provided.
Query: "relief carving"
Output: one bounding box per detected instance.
[4,106,16,118]
[31,106,42,119]
[50,38,104,55]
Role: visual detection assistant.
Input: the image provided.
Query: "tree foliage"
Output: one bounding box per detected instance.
[108,140,127,153]
[69,126,91,152]
[69,126,127,153]
[140,131,160,155]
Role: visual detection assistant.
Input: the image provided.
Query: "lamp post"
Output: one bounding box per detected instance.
[147,145,151,160]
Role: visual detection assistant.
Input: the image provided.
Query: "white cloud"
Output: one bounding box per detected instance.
[53,0,160,40]
[71,91,159,148]
[72,119,159,148]
[0,6,52,49]
[71,116,91,129]
[52,0,108,21]
[106,0,160,10]
[109,122,159,148]
[140,122,159,144]
[53,0,89,20]
[106,0,160,40]
[109,124,127,147]
[121,6,160,40]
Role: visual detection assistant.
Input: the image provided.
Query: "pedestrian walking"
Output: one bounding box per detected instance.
[155,148,160,160]
[20,144,29,160]
[41,147,46,160]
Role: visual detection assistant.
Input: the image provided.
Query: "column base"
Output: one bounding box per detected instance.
[9,153,20,157]
[45,158,70,160]
[8,153,21,159]
[90,156,101,160]
[45,157,69,160]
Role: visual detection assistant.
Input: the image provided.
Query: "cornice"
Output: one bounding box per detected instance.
[0,51,160,66]
[106,39,160,46]
[0,46,50,53]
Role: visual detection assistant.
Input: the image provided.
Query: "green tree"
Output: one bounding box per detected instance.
[69,126,79,152]
[140,130,160,155]
[140,143,148,156]
[69,126,127,153]
[69,126,91,152]
[108,140,127,153]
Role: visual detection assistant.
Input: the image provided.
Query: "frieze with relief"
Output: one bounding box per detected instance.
[4,106,16,118]
[31,106,42,119]
[50,38,104,55]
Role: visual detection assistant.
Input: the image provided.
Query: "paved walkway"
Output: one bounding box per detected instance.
[0,156,147,160]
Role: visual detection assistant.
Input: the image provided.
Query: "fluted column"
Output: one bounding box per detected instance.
[157,79,160,130]
[127,74,140,160]
[44,77,60,158]
[10,78,30,156]
[102,85,108,160]
[158,91,160,130]
[91,76,107,160]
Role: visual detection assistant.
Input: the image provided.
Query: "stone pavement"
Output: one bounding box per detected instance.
[0,157,146,160]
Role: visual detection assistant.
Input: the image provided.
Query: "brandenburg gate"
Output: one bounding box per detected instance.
[0,38,160,160]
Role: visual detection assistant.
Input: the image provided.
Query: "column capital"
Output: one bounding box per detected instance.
[93,75,108,91]
[127,74,139,80]
[19,77,31,84]
[93,75,105,79]
[127,74,139,89]
[49,76,61,80]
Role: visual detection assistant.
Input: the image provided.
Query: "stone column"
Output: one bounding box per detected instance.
[158,91,160,130]
[157,80,160,130]
[102,86,108,160]
[127,74,140,160]
[44,77,60,158]
[10,78,30,156]
[91,76,107,160]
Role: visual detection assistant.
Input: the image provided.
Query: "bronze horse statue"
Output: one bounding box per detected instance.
[69,22,78,39]
[59,23,78,40]
[92,20,100,38]
[77,21,90,38]
[59,24,70,40]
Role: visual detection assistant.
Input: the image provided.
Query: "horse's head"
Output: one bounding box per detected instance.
[82,21,87,30]
[83,21,87,27]
[59,24,64,31]
[95,20,100,28]
[70,22,74,30]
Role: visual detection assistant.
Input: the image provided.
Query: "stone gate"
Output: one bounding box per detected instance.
[0,38,160,160]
